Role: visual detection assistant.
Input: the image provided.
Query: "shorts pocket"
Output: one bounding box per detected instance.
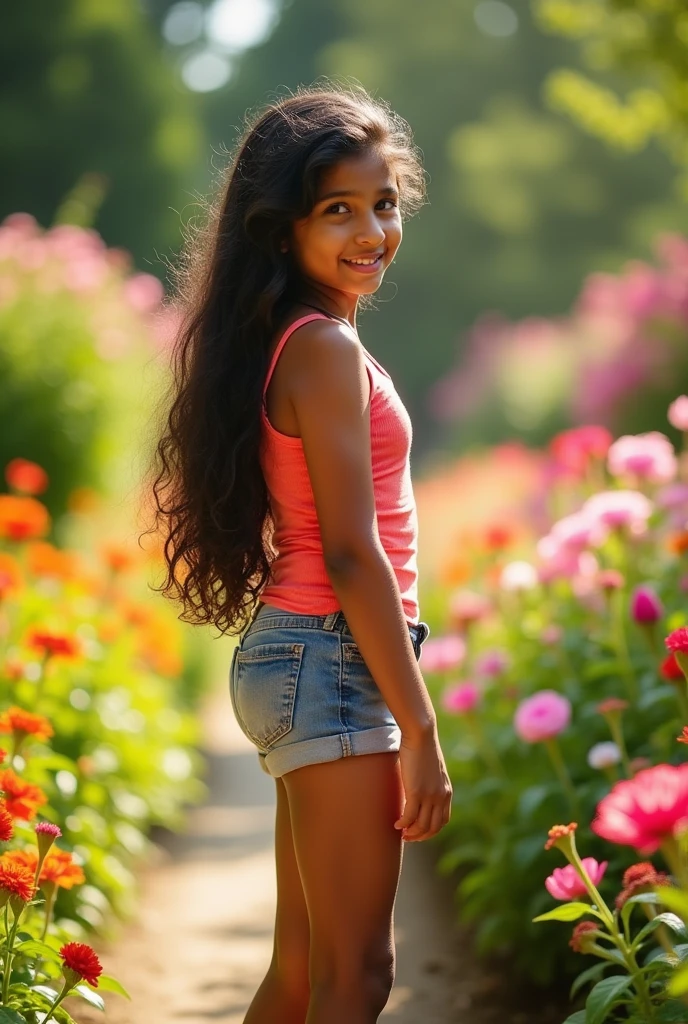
[232,642,305,751]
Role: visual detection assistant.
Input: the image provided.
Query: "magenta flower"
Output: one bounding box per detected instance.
[514,691,571,743]
[474,649,510,678]
[668,396,688,432]
[631,584,663,624]
[583,490,653,534]
[607,432,677,485]
[545,858,608,901]
[592,763,688,854]
[549,425,613,476]
[420,635,466,673]
[441,681,481,715]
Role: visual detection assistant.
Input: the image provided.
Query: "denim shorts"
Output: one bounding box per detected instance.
[228,603,430,778]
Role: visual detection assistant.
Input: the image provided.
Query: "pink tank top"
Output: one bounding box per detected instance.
[259,313,420,625]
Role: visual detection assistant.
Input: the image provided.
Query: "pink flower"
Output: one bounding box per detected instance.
[549,426,613,476]
[631,584,663,624]
[441,681,481,715]
[448,589,491,631]
[582,490,653,534]
[549,512,607,553]
[541,624,563,645]
[607,432,677,485]
[669,396,688,432]
[666,627,688,655]
[123,273,164,315]
[592,763,688,854]
[597,569,624,592]
[514,691,572,743]
[545,858,608,901]
[474,649,510,677]
[419,635,466,673]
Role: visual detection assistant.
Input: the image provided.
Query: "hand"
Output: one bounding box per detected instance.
[394,725,452,842]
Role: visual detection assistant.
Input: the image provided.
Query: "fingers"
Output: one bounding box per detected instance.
[394,795,420,832]
[401,793,453,843]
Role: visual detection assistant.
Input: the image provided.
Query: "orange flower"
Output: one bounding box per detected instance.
[615,861,671,909]
[667,531,688,556]
[678,726,688,745]
[39,848,86,890]
[25,628,81,660]
[0,553,23,600]
[0,706,53,744]
[0,770,47,820]
[2,849,38,873]
[0,803,14,842]
[0,495,50,541]
[597,698,629,716]
[569,920,599,953]
[0,862,36,903]
[481,523,516,552]
[100,542,138,573]
[545,822,578,852]
[4,458,48,496]
[66,486,101,515]
[25,542,80,581]
[60,942,103,988]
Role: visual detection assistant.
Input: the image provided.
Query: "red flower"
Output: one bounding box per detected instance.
[60,942,103,988]
[5,459,48,496]
[666,627,688,654]
[592,763,688,854]
[0,495,50,541]
[662,654,685,681]
[569,920,599,953]
[0,707,54,744]
[550,426,613,476]
[0,862,36,903]
[25,629,80,660]
[615,861,671,909]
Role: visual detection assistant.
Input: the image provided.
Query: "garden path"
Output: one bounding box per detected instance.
[69,669,564,1024]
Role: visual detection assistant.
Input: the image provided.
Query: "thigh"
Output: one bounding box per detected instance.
[282,752,404,972]
[274,776,310,968]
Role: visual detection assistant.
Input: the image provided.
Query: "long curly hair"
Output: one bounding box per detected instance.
[143,81,427,637]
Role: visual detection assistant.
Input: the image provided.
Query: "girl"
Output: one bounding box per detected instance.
[149,82,452,1023]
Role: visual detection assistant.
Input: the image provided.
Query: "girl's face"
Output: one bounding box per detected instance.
[288,148,402,304]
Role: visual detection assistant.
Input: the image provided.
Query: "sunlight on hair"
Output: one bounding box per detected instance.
[206,0,280,52]
[474,0,518,38]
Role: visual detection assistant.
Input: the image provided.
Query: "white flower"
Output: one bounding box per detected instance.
[500,560,538,592]
[587,741,622,771]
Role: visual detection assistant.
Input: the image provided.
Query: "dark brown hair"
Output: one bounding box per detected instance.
[143,81,426,637]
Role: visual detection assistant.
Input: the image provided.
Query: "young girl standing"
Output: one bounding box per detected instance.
[150,82,452,1023]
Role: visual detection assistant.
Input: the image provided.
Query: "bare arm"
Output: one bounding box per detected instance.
[287,319,451,840]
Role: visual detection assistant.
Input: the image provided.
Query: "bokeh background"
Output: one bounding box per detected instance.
[3,1,688,1015]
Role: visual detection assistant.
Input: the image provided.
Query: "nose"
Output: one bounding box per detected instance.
[354,209,386,247]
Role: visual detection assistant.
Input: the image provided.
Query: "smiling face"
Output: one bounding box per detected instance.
[286,147,403,308]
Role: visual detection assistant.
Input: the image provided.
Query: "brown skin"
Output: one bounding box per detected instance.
[246,149,452,1023]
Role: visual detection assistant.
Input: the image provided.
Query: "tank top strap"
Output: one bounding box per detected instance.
[262,313,330,402]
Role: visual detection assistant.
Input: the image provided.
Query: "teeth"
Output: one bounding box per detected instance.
[346,255,380,265]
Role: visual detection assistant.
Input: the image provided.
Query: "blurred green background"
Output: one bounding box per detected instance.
[3,0,688,464]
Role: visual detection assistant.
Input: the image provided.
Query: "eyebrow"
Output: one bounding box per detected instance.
[316,185,399,203]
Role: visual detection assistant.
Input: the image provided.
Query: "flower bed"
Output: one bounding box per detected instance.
[421,409,688,1000]
[0,458,207,1019]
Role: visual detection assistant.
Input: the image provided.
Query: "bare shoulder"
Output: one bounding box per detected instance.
[275,312,367,400]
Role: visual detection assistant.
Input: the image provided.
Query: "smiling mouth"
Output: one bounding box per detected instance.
[342,252,385,267]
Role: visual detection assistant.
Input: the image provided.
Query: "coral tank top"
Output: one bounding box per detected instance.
[259,312,419,625]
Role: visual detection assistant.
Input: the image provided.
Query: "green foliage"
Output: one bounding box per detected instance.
[534,0,688,193]
[0,0,203,271]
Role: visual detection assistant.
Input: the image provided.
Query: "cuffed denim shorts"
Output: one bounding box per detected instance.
[228,603,430,778]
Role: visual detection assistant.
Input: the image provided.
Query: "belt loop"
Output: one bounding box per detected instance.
[239,599,264,643]
[322,611,339,631]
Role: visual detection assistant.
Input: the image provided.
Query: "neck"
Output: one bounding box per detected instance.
[295,288,358,329]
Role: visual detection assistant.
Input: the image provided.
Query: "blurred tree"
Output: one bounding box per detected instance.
[534,0,688,195]
[0,0,205,275]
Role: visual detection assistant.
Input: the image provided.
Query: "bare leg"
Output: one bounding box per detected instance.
[283,752,404,1024]
[244,776,310,1023]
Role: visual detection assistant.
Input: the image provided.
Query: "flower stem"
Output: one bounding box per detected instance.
[40,980,71,1024]
[2,907,21,1004]
[544,738,580,819]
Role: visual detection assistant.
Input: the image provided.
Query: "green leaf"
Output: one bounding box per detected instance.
[30,984,60,1000]
[533,902,594,924]
[570,961,607,999]
[562,1013,587,1024]
[73,983,106,1011]
[657,887,688,922]
[585,975,632,1024]
[91,974,131,999]
[657,1000,688,1022]
[635,912,688,945]
[16,939,61,960]
[0,1011,27,1023]
[622,891,660,932]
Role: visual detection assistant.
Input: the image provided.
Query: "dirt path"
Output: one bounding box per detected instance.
[69,675,566,1024]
